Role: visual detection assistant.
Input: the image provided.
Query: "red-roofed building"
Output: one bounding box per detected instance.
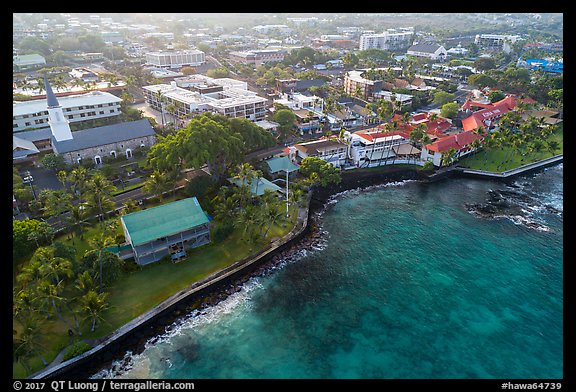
[391,112,453,137]
[420,130,483,167]
[461,102,511,132]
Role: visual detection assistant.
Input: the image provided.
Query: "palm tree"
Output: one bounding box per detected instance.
[79,290,110,332]
[68,205,89,240]
[441,148,458,168]
[35,247,73,286]
[233,163,258,211]
[35,78,46,95]
[56,170,68,193]
[85,173,117,222]
[263,204,284,238]
[120,199,140,215]
[52,75,68,92]
[143,170,170,200]
[35,279,81,335]
[75,271,97,295]
[14,317,48,372]
[546,140,560,157]
[154,89,167,126]
[68,166,90,203]
[88,220,118,293]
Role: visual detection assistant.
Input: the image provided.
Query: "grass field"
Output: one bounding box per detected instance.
[458,125,563,172]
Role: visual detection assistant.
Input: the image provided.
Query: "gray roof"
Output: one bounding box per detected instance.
[408,42,443,53]
[52,119,155,154]
[13,136,40,153]
[13,127,52,142]
[44,77,60,108]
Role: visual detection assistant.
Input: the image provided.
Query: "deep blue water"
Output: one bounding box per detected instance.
[94,164,563,379]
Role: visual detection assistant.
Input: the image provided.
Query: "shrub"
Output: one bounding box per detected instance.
[63,341,92,361]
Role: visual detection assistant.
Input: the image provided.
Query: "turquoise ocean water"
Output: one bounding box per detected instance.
[94,164,563,379]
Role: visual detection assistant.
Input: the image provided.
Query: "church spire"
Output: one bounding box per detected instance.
[44,76,60,108]
[45,77,73,142]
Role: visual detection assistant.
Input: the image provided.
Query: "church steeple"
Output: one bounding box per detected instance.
[45,77,73,141]
[44,76,60,108]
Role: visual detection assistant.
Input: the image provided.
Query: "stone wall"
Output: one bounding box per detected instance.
[60,135,156,165]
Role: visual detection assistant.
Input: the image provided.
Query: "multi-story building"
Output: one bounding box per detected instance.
[359,28,414,51]
[13,91,122,132]
[145,49,205,69]
[344,70,383,101]
[291,138,348,167]
[142,81,268,122]
[347,129,409,167]
[474,34,521,53]
[420,130,483,167]
[228,49,285,66]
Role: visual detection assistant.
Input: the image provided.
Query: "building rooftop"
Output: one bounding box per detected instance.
[121,197,209,246]
[265,156,300,174]
[13,90,122,116]
[228,177,283,196]
[52,119,155,153]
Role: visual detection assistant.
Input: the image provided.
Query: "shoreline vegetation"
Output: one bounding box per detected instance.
[27,154,562,379]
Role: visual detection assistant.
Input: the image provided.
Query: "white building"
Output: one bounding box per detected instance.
[291,138,348,168]
[474,34,521,53]
[228,49,285,66]
[145,49,205,69]
[373,90,413,108]
[13,91,122,132]
[142,82,268,122]
[407,43,447,61]
[347,129,408,167]
[359,28,414,51]
[273,92,323,112]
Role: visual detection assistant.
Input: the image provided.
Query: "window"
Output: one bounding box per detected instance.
[13,124,18,128]
[80,113,85,117]
[78,106,83,110]
[99,111,104,115]
[66,108,72,112]
[109,109,115,113]
[67,115,73,119]
[25,122,31,126]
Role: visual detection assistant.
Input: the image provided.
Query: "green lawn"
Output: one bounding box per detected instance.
[13,207,298,378]
[458,126,563,172]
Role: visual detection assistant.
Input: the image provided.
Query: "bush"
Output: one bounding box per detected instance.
[63,341,92,361]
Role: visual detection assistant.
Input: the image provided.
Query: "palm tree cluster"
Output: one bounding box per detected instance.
[211,163,304,245]
[470,112,561,171]
[13,241,113,374]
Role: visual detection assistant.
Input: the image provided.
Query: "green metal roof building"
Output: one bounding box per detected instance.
[228,176,283,196]
[121,197,211,265]
[265,156,299,175]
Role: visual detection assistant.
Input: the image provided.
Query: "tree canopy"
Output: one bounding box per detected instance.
[299,156,341,187]
[147,113,275,180]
